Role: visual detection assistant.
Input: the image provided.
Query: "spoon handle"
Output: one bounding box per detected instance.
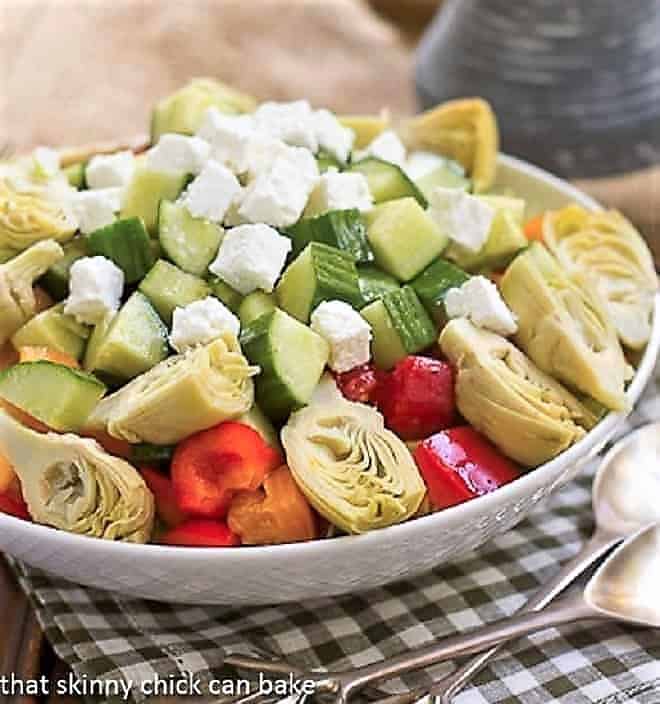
[341,591,602,697]
[432,528,620,703]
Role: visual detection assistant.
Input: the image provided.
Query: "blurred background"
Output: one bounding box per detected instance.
[2,0,658,259]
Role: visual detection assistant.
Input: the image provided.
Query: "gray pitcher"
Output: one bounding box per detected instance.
[416,0,660,178]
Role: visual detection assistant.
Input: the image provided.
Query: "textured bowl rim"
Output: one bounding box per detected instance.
[0,154,658,565]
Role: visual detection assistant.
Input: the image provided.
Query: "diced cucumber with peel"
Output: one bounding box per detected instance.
[83,292,168,381]
[139,260,210,324]
[276,242,363,322]
[0,361,105,432]
[209,278,243,313]
[238,404,281,450]
[87,217,154,284]
[285,209,373,263]
[416,162,471,198]
[316,151,344,173]
[131,443,175,466]
[158,200,223,276]
[120,167,188,234]
[366,197,448,281]
[479,195,526,225]
[240,309,329,421]
[410,258,470,324]
[349,158,427,208]
[40,238,88,301]
[361,287,436,369]
[239,291,276,327]
[11,304,90,360]
[357,265,399,306]
[64,162,86,189]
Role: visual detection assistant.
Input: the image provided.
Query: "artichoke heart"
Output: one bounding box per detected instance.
[400,98,499,192]
[0,239,64,346]
[440,319,598,468]
[0,175,78,252]
[543,206,658,350]
[0,408,154,542]
[281,399,425,534]
[87,334,257,444]
[500,242,629,410]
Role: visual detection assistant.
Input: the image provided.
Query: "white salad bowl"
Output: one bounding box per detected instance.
[0,154,658,605]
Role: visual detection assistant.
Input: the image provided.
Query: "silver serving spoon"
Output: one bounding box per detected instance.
[228,522,660,704]
[416,420,660,703]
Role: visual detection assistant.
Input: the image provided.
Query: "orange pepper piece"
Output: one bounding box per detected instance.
[0,453,16,494]
[18,346,80,369]
[0,343,18,372]
[228,465,318,545]
[524,213,546,241]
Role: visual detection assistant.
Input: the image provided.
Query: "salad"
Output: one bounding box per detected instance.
[0,79,656,547]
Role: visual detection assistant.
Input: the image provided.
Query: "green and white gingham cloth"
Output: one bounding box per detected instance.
[10,359,660,704]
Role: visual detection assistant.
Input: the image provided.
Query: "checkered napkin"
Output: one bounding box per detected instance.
[11,359,660,704]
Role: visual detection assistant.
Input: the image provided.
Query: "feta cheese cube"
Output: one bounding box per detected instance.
[64,256,124,325]
[85,151,135,189]
[310,300,372,373]
[238,148,319,228]
[147,134,210,175]
[196,108,256,174]
[33,147,60,178]
[179,160,241,222]
[356,130,406,167]
[243,135,292,181]
[428,188,495,253]
[253,100,318,151]
[313,109,355,163]
[209,224,292,295]
[444,276,518,336]
[169,296,240,353]
[405,150,447,180]
[71,189,121,234]
[314,171,373,212]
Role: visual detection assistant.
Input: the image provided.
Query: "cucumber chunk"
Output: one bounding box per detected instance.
[84,292,168,381]
[209,278,243,313]
[275,242,363,322]
[349,158,427,208]
[240,309,329,421]
[158,200,223,276]
[139,260,210,324]
[131,443,174,466]
[239,291,276,327]
[11,304,90,360]
[361,287,436,369]
[410,258,470,324]
[120,167,188,234]
[416,162,471,199]
[238,404,281,450]
[357,265,400,306]
[0,361,105,432]
[285,209,373,263]
[64,162,86,189]
[366,197,448,281]
[87,217,154,284]
[316,151,344,173]
[40,238,89,301]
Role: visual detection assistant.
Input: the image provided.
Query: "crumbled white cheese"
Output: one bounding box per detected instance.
[85,151,135,189]
[209,223,292,295]
[64,256,124,325]
[355,130,406,167]
[242,134,292,181]
[405,150,447,180]
[179,160,241,222]
[238,147,319,227]
[428,188,495,253]
[33,147,60,178]
[146,134,210,175]
[223,189,249,227]
[253,100,318,151]
[444,276,518,336]
[71,189,121,234]
[169,296,240,353]
[310,300,372,373]
[314,171,373,212]
[313,109,355,163]
[196,108,256,174]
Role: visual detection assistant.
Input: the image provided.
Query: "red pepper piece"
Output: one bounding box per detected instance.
[335,363,384,405]
[172,422,282,519]
[377,356,455,440]
[414,426,519,510]
[140,467,188,528]
[161,519,241,547]
[0,488,30,520]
